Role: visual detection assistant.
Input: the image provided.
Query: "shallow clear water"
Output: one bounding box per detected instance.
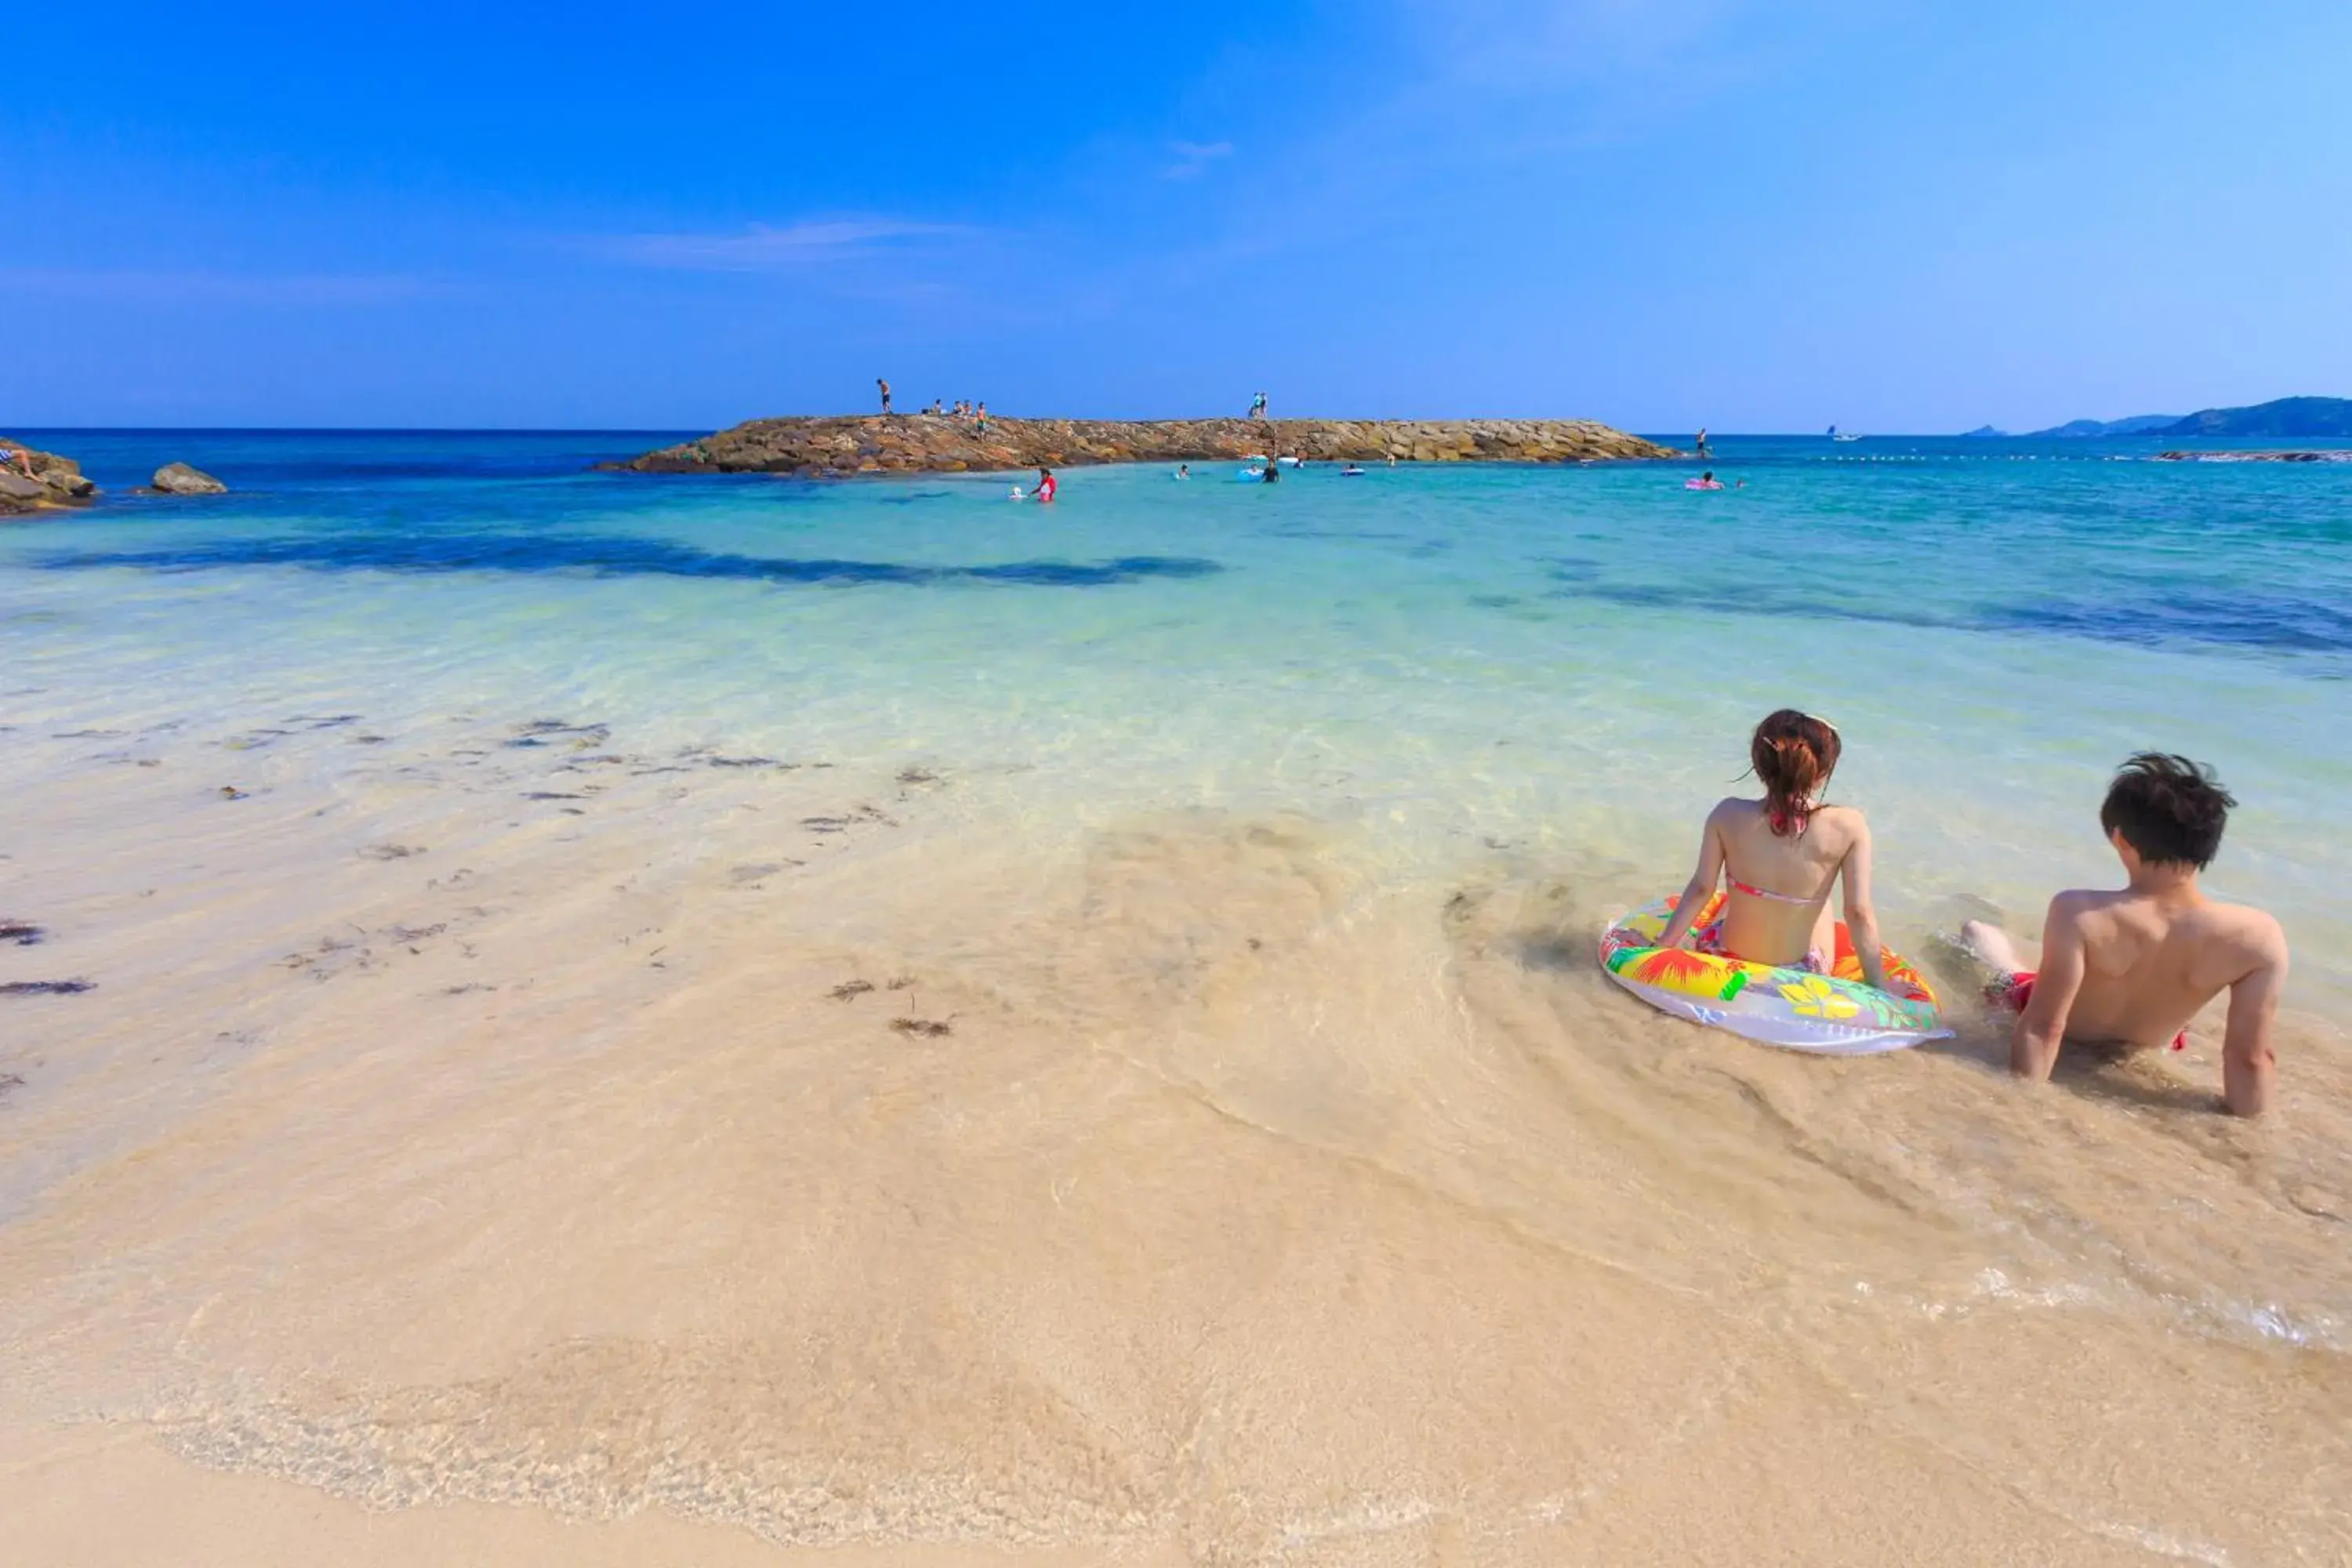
[7,428,2350,1004]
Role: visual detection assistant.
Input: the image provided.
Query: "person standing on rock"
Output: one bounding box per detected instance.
[877,378,893,416]
[1695,427,1711,458]
[975,403,989,436]
[1250,391,1268,420]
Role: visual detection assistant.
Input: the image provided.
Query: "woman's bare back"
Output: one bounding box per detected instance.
[1708,799,1867,965]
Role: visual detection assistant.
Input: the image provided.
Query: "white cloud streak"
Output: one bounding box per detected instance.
[595,217,975,272]
[1163,140,1236,180]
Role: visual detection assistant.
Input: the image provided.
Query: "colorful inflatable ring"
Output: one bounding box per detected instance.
[1599,891,1950,1054]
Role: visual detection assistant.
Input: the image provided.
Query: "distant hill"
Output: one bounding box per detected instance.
[1960,425,2007,438]
[2159,396,2352,438]
[2024,414,2180,438]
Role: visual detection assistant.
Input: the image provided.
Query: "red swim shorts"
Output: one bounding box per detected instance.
[1985,971,2186,1051]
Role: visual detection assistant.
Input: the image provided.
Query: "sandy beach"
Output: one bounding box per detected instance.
[5,670,2348,1563]
[5,430,2351,1563]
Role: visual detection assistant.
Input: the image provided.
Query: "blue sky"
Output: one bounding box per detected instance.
[7,1,2348,431]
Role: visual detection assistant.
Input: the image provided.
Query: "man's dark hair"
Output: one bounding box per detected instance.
[2100,753,2235,869]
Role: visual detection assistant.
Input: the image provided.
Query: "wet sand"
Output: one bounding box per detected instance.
[4,706,2349,1565]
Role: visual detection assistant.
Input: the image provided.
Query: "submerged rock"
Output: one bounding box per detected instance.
[615,414,1676,478]
[152,462,230,495]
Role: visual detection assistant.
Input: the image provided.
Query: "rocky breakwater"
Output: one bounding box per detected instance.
[2154,449,2352,463]
[618,415,1674,477]
[0,439,98,517]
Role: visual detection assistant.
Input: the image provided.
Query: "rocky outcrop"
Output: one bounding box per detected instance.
[151,462,229,495]
[0,439,96,516]
[617,415,1675,477]
[2153,449,2352,463]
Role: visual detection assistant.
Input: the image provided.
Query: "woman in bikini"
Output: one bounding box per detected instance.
[1649,710,1893,992]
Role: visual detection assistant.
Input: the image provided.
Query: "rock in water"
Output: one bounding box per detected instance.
[0,439,96,516]
[613,414,1678,478]
[152,462,229,495]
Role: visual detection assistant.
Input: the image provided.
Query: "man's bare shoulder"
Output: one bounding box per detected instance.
[2042,887,2118,927]
[2201,898,2289,964]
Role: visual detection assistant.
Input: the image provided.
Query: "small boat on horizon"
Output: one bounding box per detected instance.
[1828,425,1863,442]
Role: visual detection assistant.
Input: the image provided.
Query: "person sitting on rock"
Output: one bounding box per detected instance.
[3,444,35,478]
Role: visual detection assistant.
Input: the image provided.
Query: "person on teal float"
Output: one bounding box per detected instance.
[1649,710,1892,992]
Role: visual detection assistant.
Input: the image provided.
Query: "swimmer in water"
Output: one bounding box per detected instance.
[1035,466,1057,503]
[1687,470,1725,490]
[1175,463,1190,480]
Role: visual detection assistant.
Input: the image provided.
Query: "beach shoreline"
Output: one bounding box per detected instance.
[4,434,2349,1564]
[2,686,2347,1565]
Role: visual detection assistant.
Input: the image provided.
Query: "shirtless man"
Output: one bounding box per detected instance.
[1962,753,2288,1116]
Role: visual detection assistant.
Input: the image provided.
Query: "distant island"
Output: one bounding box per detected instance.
[2030,414,2184,438]
[619,415,1674,477]
[1966,396,2352,441]
[2159,396,2352,438]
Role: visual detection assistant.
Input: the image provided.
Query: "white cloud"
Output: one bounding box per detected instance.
[596,217,973,271]
[1163,140,1236,180]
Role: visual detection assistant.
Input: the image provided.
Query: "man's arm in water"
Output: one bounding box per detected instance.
[2011,894,2088,1083]
[2220,919,2289,1118]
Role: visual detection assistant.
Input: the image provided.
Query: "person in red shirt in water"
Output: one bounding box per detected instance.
[1034,466,1057,503]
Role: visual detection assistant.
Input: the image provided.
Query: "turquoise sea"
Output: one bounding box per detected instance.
[6,428,2350,1009]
